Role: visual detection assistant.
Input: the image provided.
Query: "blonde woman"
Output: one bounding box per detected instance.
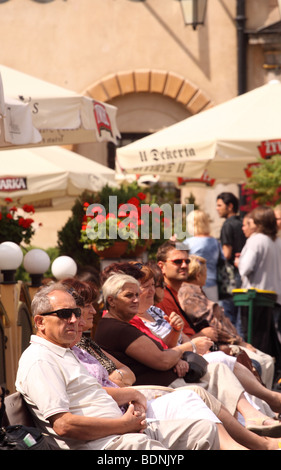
[183,210,222,302]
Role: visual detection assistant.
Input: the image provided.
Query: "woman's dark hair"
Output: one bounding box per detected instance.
[249,206,277,240]
[146,261,165,303]
[146,261,164,287]
[134,264,154,284]
[61,278,98,306]
[100,262,144,285]
[76,265,101,287]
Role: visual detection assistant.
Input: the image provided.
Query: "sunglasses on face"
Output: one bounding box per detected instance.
[40,307,81,320]
[167,259,190,266]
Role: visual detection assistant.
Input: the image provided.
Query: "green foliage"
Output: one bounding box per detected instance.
[58,181,195,263]
[245,155,281,207]
[184,192,200,210]
[57,197,100,268]
[89,181,144,209]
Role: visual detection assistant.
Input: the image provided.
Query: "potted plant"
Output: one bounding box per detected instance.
[80,182,175,259]
[80,183,146,258]
[0,198,38,245]
[58,181,182,264]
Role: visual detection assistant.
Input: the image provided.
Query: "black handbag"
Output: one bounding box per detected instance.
[182,351,208,383]
[0,425,54,450]
[217,244,236,299]
[0,388,54,451]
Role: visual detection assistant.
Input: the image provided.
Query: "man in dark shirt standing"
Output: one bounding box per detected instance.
[216,192,246,334]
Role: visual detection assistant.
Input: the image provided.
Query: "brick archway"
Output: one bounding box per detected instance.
[83,69,214,115]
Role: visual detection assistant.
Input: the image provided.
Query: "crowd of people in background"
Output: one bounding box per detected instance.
[9,192,281,450]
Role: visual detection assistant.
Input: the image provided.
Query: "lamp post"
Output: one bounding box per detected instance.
[51,256,77,280]
[0,242,23,393]
[0,242,23,284]
[180,0,207,30]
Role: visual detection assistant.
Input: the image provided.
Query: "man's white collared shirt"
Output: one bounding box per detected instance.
[16,335,123,449]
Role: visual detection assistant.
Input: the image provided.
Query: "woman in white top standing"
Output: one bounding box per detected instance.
[238,206,281,360]
[238,206,281,299]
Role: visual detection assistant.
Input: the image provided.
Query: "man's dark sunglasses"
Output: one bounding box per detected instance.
[168,259,191,266]
[40,308,81,320]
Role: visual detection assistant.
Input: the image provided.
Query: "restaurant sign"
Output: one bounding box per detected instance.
[258,140,281,159]
[0,177,27,191]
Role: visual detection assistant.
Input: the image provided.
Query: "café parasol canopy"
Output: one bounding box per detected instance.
[0,65,120,148]
[0,146,117,210]
[116,80,281,186]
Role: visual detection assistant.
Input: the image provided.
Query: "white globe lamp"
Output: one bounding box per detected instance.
[23,249,51,287]
[0,242,23,283]
[51,256,77,280]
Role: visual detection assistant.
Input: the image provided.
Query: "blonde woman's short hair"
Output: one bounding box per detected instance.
[186,210,211,236]
[187,255,207,281]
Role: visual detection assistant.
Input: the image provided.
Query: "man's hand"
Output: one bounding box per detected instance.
[122,403,147,433]
[130,389,147,415]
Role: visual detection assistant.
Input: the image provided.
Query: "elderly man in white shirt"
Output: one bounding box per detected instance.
[15,282,219,451]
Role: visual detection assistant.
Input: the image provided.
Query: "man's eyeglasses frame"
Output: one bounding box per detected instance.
[39,307,81,321]
[166,259,190,266]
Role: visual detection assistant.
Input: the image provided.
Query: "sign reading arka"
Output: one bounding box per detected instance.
[0,177,27,191]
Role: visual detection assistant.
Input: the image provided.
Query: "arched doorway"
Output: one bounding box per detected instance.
[74,69,213,168]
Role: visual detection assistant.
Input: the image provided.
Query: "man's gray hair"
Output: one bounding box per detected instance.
[31,282,69,317]
[102,273,139,308]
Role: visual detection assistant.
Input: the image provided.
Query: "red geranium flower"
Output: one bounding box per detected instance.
[127,197,140,207]
[0,198,38,244]
[137,192,146,201]
[22,204,35,214]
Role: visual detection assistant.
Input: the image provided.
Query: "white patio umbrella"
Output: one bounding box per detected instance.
[116,80,281,185]
[0,65,120,148]
[0,146,117,210]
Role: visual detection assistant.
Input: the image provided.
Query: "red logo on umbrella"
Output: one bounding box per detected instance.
[93,102,113,137]
[177,170,215,187]
[258,140,281,159]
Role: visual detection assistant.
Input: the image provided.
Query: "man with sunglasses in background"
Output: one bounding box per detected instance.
[156,240,209,339]
[15,282,219,451]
